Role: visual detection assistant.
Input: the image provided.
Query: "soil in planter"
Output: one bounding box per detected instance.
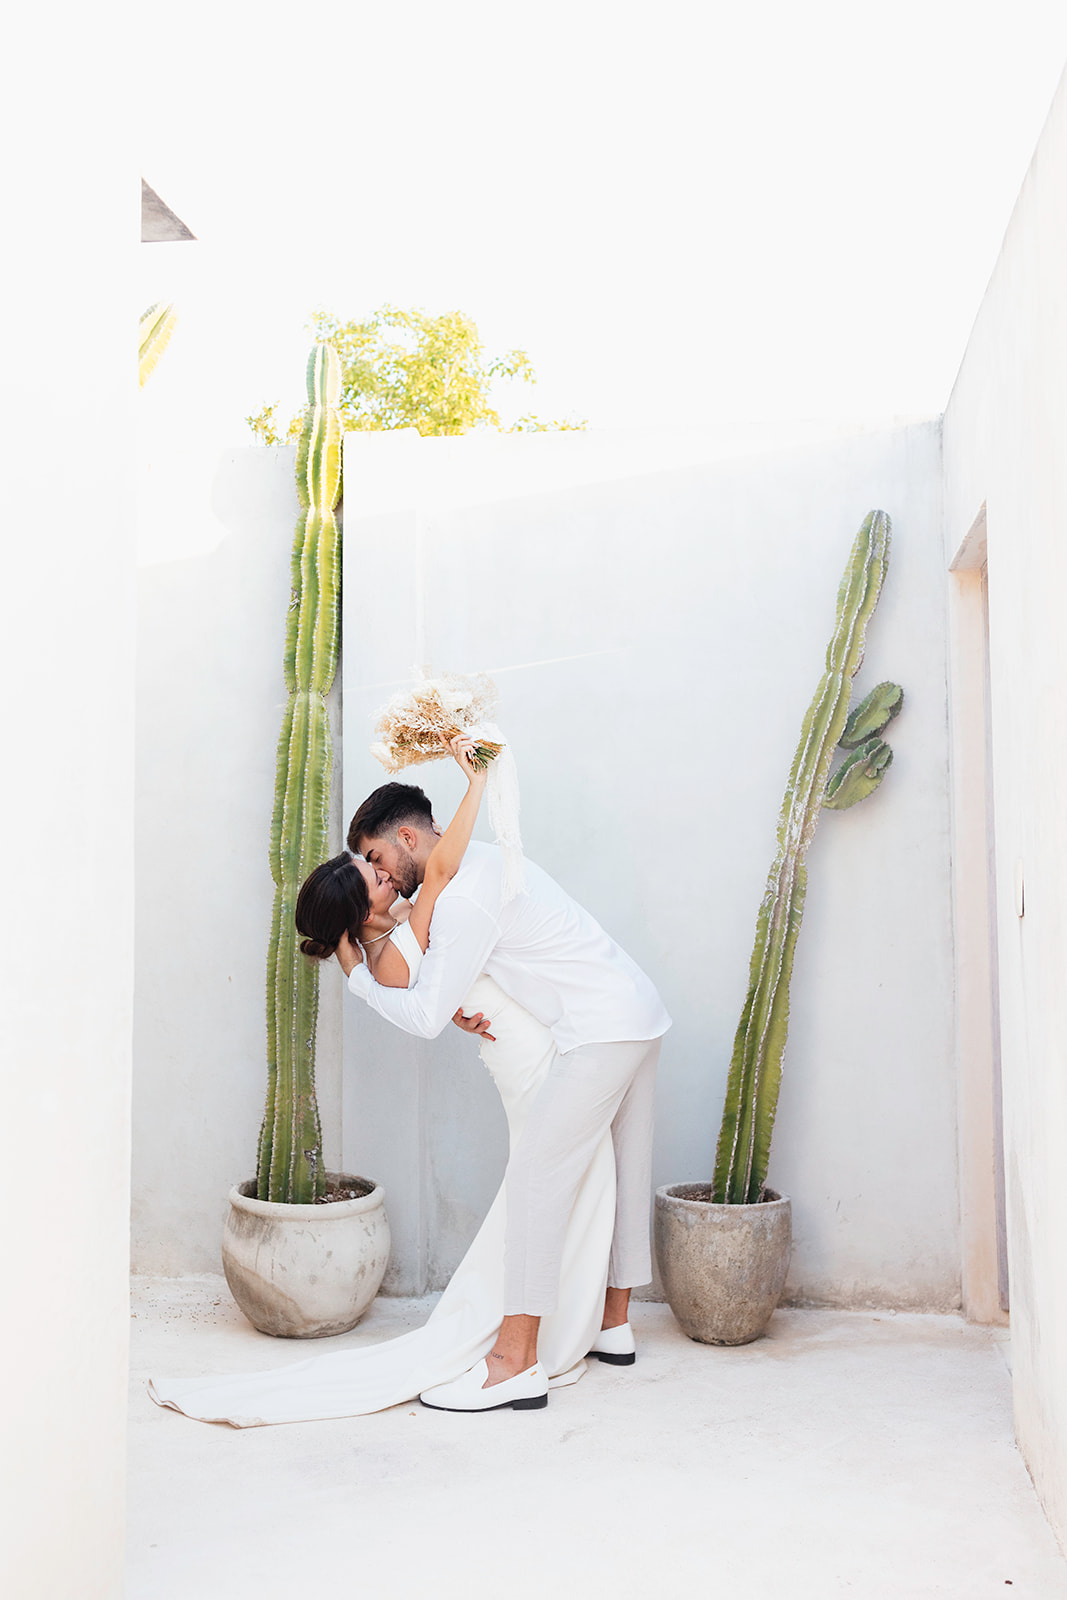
[314,1179,375,1205]
[683,1185,777,1204]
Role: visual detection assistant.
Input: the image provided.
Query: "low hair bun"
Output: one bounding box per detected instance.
[296,852,371,964]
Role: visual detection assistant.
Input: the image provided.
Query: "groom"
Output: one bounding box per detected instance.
[337,780,670,1412]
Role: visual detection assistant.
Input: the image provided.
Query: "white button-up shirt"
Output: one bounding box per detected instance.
[347,842,671,1053]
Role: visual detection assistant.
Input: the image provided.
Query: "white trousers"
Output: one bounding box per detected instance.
[502,1036,661,1317]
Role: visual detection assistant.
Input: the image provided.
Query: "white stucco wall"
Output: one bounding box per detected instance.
[943,64,1067,1549]
[341,421,957,1306]
[132,446,344,1274]
[133,420,956,1314]
[132,416,956,1315]
[0,31,135,1600]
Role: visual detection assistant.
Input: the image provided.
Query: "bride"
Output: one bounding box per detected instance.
[147,737,631,1426]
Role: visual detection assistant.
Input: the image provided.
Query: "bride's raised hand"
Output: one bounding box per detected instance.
[448,733,487,784]
[409,735,488,956]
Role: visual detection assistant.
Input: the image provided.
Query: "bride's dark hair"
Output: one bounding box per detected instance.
[295,853,371,960]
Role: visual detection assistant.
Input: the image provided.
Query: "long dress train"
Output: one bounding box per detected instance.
[147,927,615,1426]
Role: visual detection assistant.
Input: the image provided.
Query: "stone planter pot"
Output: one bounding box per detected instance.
[654,1183,791,1346]
[222,1173,390,1339]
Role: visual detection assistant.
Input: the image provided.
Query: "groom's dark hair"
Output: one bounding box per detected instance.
[347,783,435,853]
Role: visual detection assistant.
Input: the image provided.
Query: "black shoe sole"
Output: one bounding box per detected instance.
[420,1391,549,1412]
[589,1350,636,1366]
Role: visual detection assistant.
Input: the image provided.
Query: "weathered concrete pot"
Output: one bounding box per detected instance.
[222,1173,390,1339]
[655,1183,791,1346]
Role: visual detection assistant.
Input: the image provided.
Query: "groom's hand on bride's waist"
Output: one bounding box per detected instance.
[452,1008,495,1043]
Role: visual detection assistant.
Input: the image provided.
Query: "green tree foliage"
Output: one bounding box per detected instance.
[247,305,585,443]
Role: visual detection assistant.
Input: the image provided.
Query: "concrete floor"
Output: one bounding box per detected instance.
[128,1277,1066,1600]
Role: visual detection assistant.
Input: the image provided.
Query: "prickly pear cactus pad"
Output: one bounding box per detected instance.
[824,735,894,809]
[839,681,903,749]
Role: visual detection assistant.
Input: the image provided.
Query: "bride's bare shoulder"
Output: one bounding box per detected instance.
[370,936,410,989]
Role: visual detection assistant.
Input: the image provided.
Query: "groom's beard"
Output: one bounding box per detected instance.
[391,855,419,900]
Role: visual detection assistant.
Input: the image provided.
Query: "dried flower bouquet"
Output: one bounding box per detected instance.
[369,670,526,902]
[370,672,504,773]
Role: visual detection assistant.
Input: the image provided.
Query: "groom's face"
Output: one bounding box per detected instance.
[358,830,420,900]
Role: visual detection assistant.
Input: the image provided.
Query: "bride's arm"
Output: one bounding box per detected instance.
[334,735,485,979]
[406,735,487,954]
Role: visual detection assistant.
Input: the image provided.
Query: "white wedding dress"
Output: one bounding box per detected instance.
[148,921,616,1426]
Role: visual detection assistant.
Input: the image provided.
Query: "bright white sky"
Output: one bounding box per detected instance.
[139,0,1067,448]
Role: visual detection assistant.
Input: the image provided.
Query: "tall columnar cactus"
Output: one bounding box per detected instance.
[138,302,178,386]
[712,510,902,1205]
[258,344,343,1204]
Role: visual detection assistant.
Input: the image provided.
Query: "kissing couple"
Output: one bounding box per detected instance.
[149,737,670,1426]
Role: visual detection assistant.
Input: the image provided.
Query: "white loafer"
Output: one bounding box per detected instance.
[420,1359,549,1412]
[587,1322,636,1365]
